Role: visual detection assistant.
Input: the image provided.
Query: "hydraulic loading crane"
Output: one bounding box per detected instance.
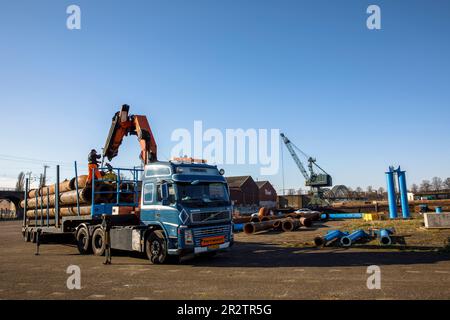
[102,104,157,165]
[280,133,332,207]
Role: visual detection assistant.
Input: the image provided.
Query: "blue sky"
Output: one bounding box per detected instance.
[0,0,449,192]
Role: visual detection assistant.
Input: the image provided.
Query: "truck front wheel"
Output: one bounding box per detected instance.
[76,227,92,255]
[145,230,168,264]
[91,228,105,256]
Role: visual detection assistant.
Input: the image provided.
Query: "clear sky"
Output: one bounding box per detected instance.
[0,0,449,192]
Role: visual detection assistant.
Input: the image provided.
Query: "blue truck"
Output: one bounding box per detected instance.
[23,160,233,264]
[22,105,233,263]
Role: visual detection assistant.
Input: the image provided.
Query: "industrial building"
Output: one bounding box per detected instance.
[226,176,259,207]
[256,181,277,209]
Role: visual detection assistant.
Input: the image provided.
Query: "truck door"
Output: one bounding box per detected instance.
[140,182,159,222]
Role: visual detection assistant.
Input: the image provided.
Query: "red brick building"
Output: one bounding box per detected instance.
[226,176,259,206]
[256,181,277,208]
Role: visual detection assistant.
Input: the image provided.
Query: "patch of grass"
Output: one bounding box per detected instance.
[438,237,450,254]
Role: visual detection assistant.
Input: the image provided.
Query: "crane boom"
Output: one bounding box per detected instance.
[280,133,310,181]
[102,104,157,165]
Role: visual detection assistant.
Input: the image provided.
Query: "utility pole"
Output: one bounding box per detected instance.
[40,165,50,187]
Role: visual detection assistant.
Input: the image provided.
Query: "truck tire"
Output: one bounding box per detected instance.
[145,230,168,264]
[76,226,92,255]
[91,228,105,256]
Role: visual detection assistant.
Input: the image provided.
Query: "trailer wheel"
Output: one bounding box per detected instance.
[91,228,105,256]
[76,227,92,255]
[145,230,168,264]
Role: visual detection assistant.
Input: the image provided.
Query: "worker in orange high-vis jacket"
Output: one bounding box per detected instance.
[87,149,102,184]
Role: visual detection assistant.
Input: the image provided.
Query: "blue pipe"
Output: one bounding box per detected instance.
[321,213,363,219]
[379,228,393,245]
[314,230,348,246]
[436,207,442,213]
[340,229,369,247]
[397,168,410,219]
[386,168,397,219]
[233,223,244,232]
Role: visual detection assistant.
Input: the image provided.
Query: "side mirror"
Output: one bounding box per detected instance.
[161,183,169,205]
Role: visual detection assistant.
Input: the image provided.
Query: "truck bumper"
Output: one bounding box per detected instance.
[168,240,233,256]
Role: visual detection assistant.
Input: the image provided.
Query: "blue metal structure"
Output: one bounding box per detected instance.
[90,166,142,217]
[340,229,369,247]
[385,167,398,219]
[397,168,410,219]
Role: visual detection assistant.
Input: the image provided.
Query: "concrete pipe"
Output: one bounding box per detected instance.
[243,220,276,234]
[250,216,260,223]
[282,218,300,232]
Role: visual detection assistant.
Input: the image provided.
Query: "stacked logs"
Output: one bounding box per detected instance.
[21,175,121,219]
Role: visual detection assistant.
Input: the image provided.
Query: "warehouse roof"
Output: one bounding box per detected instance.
[225,176,253,188]
[255,181,270,188]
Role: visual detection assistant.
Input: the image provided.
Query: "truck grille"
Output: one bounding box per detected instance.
[191,210,230,223]
[192,225,231,246]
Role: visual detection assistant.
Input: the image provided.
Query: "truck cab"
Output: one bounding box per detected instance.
[135,159,233,262]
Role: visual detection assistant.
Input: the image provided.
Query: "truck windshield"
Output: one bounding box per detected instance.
[177,182,230,207]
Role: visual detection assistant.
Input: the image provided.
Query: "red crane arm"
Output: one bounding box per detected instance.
[102,104,157,164]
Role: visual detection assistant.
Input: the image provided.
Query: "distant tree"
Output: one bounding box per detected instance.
[377,187,385,194]
[355,187,363,194]
[431,177,443,191]
[15,172,25,192]
[287,188,295,195]
[420,180,431,192]
[444,178,450,190]
[296,188,303,195]
[410,184,419,193]
[366,186,373,193]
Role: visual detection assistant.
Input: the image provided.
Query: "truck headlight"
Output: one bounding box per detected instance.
[185,229,193,245]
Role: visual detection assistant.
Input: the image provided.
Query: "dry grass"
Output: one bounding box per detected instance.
[341,218,450,251]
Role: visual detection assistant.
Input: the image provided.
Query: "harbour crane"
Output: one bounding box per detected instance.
[280,133,332,207]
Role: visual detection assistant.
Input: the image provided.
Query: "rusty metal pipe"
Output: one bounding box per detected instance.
[299,217,312,227]
[243,220,276,234]
[282,218,300,232]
